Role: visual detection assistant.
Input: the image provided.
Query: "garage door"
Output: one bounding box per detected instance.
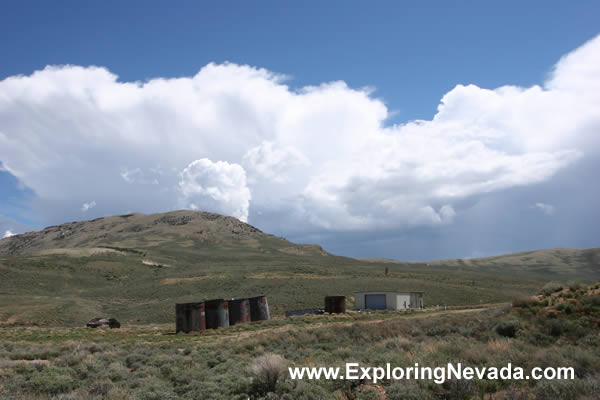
[365,294,386,310]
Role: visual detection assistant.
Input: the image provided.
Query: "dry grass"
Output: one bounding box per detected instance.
[159,274,226,285]
[248,272,340,280]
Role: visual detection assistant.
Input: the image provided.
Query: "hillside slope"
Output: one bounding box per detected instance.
[0,210,598,326]
[0,210,327,257]
[359,247,600,281]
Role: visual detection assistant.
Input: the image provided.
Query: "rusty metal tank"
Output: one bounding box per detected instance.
[228,298,251,326]
[249,295,270,321]
[176,302,206,333]
[325,296,346,313]
[204,299,230,329]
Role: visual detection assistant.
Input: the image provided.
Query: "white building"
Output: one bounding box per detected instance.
[354,291,424,310]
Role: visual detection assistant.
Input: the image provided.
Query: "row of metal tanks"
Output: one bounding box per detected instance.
[176,296,270,333]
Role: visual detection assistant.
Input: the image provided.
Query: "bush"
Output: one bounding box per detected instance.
[540,282,563,296]
[24,367,76,395]
[88,379,113,396]
[512,297,538,308]
[543,318,571,337]
[534,379,579,400]
[581,294,600,307]
[567,281,584,292]
[386,382,430,400]
[248,353,289,396]
[495,320,520,338]
[440,378,475,400]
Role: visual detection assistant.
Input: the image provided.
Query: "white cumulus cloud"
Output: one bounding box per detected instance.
[534,202,556,216]
[81,200,97,212]
[3,230,14,238]
[0,35,598,232]
[179,159,251,222]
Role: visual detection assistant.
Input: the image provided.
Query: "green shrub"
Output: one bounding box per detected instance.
[543,318,570,337]
[133,378,178,400]
[88,379,113,396]
[540,282,563,296]
[440,378,475,400]
[24,367,76,395]
[495,320,520,338]
[534,379,579,400]
[581,295,600,307]
[386,382,430,400]
[247,353,289,396]
[567,281,584,292]
[512,297,538,308]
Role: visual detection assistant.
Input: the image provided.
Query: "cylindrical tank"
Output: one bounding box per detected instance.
[325,296,346,313]
[176,303,185,333]
[205,299,230,329]
[249,296,270,321]
[191,302,206,331]
[176,302,206,332]
[229,298,251,326]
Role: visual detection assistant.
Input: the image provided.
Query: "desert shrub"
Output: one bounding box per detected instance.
[540,282,563,296]
[495,320,520,338]
[439,377,476,400]
[106,362,128,382]
[490,386,531,400]
[579,333,600,347]
[355,386,381,400]
[275,380,331,400]
[89,378,113,396]
[13,362,36,375]
[526,330,554,346]
[55,350,88,367]
[133,377,178,400]
[580,294,600,307]
[105,387,133,400]
[125,353,147,369]
[566,304,576,315]
[248,353,289,396]
[386,382,431,400]
[543,318,569,337]
[567,281,584,292]
[512,297,538,308]
[563,346,600,378]
[179,379,224,399]
[53,391,88,400]
[475,379,500,398]
[24,367,76,395]
[86,343,103,354]
[534,379,579,400]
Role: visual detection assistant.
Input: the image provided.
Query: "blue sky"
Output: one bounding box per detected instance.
[1,1,600,260]
[3,1,598,120]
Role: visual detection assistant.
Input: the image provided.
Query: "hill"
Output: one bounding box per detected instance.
[358,247,600,282]
[0,210,598,326]
[0,210,327,257]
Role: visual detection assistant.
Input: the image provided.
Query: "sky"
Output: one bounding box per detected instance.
[1,1,599,260]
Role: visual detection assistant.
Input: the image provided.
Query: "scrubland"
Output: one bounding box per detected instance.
[1,282,598,400]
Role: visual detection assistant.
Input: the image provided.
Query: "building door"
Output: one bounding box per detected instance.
[365,294,386,310]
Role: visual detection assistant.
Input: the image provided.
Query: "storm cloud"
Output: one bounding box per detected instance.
[1,35,599,259]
